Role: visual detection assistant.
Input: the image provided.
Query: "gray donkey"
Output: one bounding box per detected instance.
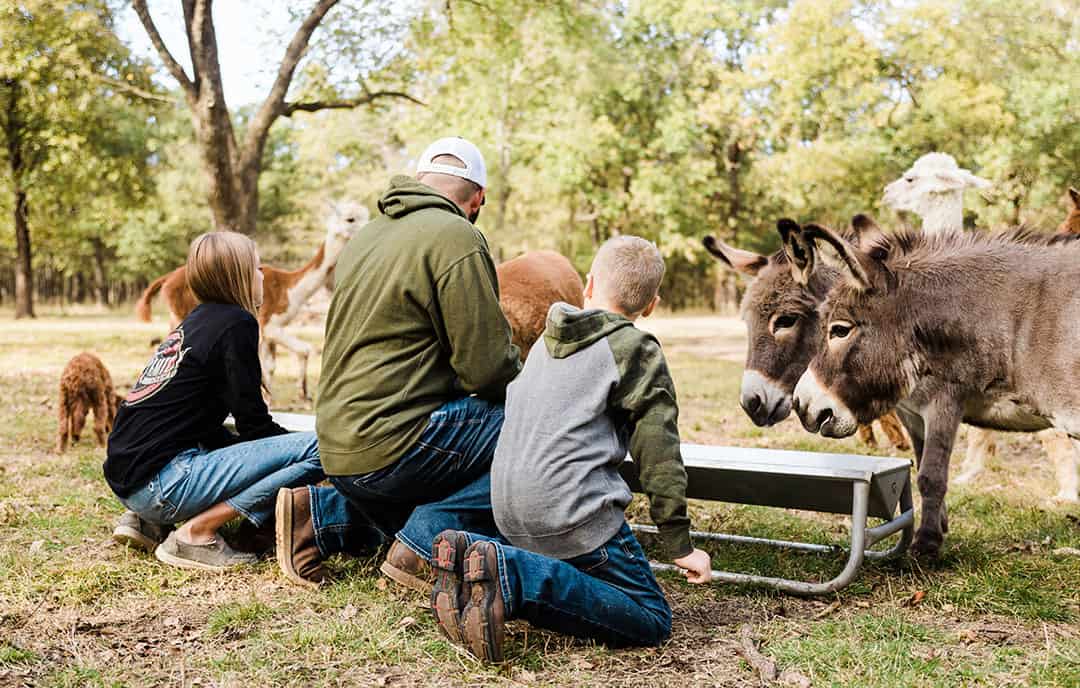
[791,222,1080,557]
[703,221,909,449]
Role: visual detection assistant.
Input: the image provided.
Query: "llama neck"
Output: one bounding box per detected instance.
[919,193,964,234]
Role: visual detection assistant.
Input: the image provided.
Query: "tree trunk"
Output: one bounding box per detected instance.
[91,237,110,307]
[5,79,33,318]
[13,188,33,318]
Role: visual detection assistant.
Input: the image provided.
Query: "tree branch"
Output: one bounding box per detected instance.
[131,0,194,95]
[90,75,173,104]
[282,90,426,116]
[242,0,340,166]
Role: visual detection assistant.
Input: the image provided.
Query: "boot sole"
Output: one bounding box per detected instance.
[154,542,228,572]
[430,532,468,644]
[462,543,505,663]
[275,488,319,590]
[113,525,158,553]
[380,559,433,596]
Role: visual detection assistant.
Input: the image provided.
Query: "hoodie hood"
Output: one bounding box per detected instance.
[543,302,634,359]
[377,175,466,220]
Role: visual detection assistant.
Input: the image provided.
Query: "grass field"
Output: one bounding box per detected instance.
[0,308,1077,687]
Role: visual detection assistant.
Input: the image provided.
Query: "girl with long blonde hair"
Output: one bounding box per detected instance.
[105,231,324,571]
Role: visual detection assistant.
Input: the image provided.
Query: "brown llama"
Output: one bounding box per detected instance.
[497,250,585,359]
[57,352,122,453]
[1057,187,1080,235]
[135,202,367,399]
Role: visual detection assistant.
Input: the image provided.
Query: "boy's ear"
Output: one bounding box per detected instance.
[640,293,660,319]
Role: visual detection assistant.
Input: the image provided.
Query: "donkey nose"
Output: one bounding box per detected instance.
[813,408,834,432]
[740,392,767,426]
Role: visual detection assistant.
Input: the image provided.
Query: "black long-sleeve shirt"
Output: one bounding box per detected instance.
[104,303,287,497]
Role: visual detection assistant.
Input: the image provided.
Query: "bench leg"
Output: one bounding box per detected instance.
[864,479,913,560]
[649,481,873,596]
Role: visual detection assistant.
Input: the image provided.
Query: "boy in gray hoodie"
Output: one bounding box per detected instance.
[428,236,712,662]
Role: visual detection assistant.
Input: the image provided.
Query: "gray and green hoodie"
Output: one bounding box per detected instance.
[490,303,692,560]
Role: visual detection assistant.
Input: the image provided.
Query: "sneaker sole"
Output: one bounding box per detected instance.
[113,525,158,553]
[430,531,468,644]
[275,488,320,590]
[154,542,228,573]
[462,543,505,663]
[379,559,433,596]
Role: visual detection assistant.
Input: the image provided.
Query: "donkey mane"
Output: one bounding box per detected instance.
[870,224,1080,259]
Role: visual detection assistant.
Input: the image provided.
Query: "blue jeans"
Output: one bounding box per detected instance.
[464,521,672,648]
[310,397,504,558]
[120,432,323,528]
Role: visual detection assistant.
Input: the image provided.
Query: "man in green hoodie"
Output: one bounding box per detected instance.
[274,137,521,589]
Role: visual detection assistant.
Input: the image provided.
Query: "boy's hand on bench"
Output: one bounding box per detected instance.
[673,548,712,584]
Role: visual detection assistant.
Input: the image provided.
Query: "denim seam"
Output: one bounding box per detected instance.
[493,542,515,611]
[412,440,465,460]
[580,546,610,573]
[309,485,333,559]
[395,531,430,561]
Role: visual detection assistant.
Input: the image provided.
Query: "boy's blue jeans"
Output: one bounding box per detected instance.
[120,431,323,527]
[462,520,672,647]
[309,397,504,558]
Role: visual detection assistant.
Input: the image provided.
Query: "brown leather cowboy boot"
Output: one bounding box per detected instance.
[275,487,325,589]
[461,540,506,663]
[380,538,434,595]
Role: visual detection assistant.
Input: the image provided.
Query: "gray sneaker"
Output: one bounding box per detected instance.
[113,510,172,553]
[154,531,259,572]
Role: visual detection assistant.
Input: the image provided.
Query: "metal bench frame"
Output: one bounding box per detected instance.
[253,413,914,596]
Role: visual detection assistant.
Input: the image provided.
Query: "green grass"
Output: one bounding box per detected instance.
[1,312,1078,686]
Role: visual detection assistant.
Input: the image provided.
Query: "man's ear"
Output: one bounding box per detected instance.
[702,235,767,276]
[583,273,595,300]
[776,218,815,285]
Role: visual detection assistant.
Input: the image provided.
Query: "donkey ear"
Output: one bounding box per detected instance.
[1069,187,1080,209]
[802,223,883,292]
[777,218,815,285]
[850,214,889,257]
[703,236,768,276]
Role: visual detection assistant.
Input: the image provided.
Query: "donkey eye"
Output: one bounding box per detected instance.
[772,314,799,333]
[829,321,854,339]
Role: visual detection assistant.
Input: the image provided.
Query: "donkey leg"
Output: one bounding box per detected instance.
[877,411,911,451]
[955,426,996,485]
[911,401,963,558]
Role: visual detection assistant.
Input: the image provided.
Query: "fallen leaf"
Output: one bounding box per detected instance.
[515,668,537,683]
[812,601,841,619]
[29,540,44,553]
[1052,547,1080,556]
[396,616,416,629]
[902,590,926,607]
[957,629,979,644]
[376,578,388,591]
[340,604,358,620]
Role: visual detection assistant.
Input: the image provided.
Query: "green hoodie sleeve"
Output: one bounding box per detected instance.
[609,329,692,560]
[431,250,521,400]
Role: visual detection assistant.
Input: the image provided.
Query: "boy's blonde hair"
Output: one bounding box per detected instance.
[590,235,665,315]
[186,231,260,318]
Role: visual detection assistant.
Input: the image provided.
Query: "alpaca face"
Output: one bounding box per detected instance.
[882,152,990,220]
[326,201,369,245]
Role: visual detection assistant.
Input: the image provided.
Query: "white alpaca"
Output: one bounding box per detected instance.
[259,201,368,400]
[883,153,1079,502]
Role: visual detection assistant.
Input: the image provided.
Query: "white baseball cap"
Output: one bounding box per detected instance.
[416,137,487,189]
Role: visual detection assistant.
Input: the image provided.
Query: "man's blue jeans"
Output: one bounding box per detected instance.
[309,397,503,558]
[120,431,323,527]
[462,521,672,647]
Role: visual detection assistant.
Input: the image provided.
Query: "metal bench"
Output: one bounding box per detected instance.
[253,412,913,596]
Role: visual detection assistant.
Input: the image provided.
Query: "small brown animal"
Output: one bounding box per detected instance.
[1057,187,1080,235]
[497,250,585,359]
[57,352,121,453]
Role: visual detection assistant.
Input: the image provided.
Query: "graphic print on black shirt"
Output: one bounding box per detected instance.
[125,327,191,406]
